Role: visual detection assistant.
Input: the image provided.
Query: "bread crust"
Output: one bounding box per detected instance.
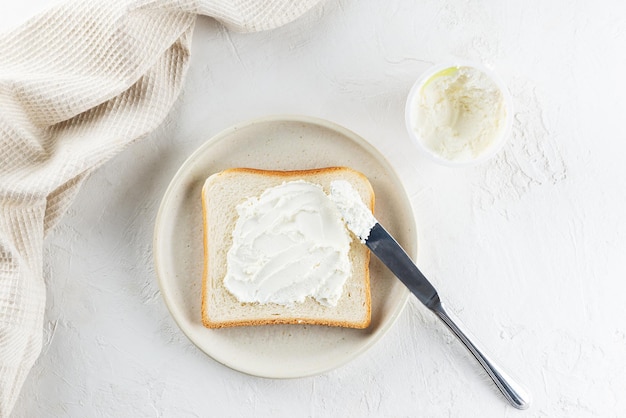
[201,167,373,329]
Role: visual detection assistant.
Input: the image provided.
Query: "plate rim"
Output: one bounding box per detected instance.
[153,114,414,378]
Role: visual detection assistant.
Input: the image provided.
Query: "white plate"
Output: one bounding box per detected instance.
[154,115,415,378]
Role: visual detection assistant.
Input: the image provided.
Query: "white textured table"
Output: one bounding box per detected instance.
[4,1,626,417]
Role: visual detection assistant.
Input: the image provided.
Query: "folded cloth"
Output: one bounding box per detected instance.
[0,0,319,415]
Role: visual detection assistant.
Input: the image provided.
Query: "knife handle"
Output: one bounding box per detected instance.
[430,299,531,410]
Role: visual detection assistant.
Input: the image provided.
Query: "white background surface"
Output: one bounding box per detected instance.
[2,0,626,417]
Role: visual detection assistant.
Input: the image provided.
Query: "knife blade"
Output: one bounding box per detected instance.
[365,222,440,309]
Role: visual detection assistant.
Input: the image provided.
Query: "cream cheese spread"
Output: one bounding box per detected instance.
[223,180,352,307]
[411,65,507,162]
[329,180,376,243]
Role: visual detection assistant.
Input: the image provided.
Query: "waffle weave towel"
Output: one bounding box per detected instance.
[0,1,319,415]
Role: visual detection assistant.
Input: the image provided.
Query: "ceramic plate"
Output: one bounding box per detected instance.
[154,115,415,378]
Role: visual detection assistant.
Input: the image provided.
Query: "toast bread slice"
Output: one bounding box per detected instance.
[201,167,373,329]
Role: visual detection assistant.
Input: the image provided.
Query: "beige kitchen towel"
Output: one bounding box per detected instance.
[0,0,319,415]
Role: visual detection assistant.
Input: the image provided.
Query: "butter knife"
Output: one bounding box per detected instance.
[329,180,531,409]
